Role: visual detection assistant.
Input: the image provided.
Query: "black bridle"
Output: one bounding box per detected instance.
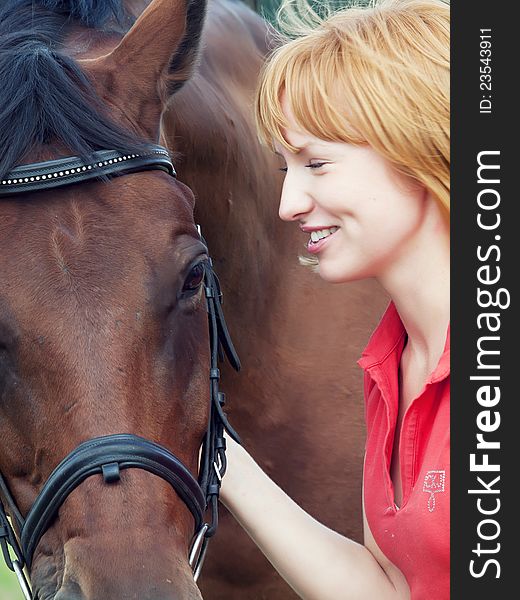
[0,145,241,599]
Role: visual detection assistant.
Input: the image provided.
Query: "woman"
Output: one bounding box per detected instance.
[220,1,450,598]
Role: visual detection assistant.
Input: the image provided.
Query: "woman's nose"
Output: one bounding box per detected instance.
[278,176,313,222]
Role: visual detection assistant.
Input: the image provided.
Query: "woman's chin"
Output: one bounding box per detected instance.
[317,262,365,285]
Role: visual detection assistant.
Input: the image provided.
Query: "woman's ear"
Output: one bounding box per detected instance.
[80,0,207,141]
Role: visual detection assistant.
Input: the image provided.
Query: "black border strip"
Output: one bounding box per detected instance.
[451,2,514,597]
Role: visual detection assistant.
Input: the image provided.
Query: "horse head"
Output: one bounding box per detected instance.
[0,1,226,598]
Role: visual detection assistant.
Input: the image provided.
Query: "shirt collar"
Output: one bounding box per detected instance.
[430,323,450,383]
[357,302,406,370]
[357,302,450,383]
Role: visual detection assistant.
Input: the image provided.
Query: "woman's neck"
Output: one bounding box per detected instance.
[378,198,450,367]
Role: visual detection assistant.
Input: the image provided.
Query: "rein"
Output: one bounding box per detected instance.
[0,145,241,599]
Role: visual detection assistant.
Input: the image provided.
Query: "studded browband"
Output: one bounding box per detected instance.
[0,145,176,196]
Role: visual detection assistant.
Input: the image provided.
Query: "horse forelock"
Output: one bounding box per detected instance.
[3,0,130,29]
[0,0,147,181]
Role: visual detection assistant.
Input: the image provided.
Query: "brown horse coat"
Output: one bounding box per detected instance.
[163,2,388,597]
[0,1,387,597]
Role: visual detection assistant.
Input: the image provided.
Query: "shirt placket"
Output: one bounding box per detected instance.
[398,405,419,508]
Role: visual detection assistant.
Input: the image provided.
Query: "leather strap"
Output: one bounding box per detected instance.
[0,146,175,197]
[20,434,205,568]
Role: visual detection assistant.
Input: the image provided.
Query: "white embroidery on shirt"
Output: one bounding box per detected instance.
[423,470,446,512]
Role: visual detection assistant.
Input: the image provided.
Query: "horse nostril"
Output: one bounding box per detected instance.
[53,587,85,600]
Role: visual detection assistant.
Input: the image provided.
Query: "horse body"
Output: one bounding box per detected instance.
[0,1,387,598]
[163,2,388,597]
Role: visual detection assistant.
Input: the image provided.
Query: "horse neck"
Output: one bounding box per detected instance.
[161,13,296,327]
[165,127,295,327]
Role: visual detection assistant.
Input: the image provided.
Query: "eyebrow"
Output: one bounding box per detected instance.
[274,145,306,157]
[274,141,329,157]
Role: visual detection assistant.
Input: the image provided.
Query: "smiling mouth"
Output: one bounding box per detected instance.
[309,226,339,245]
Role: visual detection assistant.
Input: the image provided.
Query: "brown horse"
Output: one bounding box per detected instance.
[162,2,388,597]
[0,1,225,599]
[0,0,387,598]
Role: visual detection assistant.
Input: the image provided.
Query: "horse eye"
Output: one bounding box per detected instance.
[182,262,206,294]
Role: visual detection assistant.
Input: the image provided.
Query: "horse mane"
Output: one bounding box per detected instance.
[12,0,129,29]
[0,0,147,180]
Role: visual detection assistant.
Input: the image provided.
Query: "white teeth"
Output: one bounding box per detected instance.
[310,227,338,243]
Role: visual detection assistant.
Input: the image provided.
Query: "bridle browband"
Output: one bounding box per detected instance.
[0,144,241,599]
[0,146,175,196]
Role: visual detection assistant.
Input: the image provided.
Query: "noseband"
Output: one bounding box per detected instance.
[0,145,241,599]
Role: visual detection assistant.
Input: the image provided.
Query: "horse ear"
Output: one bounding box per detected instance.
[81,0,207,141]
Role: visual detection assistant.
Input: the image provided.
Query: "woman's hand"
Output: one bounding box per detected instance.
[218,431,405,600]
[219,430,248,506]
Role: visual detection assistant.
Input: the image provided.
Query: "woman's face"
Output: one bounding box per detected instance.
[275,98,430,284]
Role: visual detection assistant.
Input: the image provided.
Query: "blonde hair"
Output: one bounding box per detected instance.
[256,0,450,221]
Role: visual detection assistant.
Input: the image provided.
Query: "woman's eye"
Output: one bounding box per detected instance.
[182,263,206,294]
[277,162,327,173]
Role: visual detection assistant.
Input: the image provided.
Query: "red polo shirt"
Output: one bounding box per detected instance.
[358,303,450,600]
